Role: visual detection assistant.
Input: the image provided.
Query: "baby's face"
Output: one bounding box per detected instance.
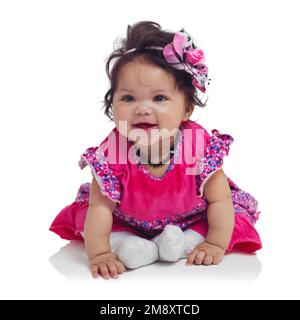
[112,58,192,148]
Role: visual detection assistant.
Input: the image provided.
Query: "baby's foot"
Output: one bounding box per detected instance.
[115,236,159,269]
[153,224,185,262]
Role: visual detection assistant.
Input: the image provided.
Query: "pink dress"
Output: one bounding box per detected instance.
[49,120,262,253]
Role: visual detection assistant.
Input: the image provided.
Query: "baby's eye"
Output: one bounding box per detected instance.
[154,95,168,102]
[121,95,134,102]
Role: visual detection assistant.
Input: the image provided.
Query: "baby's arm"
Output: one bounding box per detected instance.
[84,176,126,279]
[203,169,234,250]
[186,169,234,266]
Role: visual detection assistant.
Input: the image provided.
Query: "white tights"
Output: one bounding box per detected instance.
[81,226,205,269]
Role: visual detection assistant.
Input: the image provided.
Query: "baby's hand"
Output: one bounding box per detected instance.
[186,241,225,266]
[89,252,126,279]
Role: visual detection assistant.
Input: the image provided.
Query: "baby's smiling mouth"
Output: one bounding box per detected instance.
[132,123,159,130]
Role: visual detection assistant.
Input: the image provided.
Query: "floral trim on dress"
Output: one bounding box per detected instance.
[112,199,208,238]
[75,182,91,202]
[78,146,121,203]
[227,177,260,224]
[197,129,234,197]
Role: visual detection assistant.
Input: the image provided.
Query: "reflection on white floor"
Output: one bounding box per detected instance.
[49,240,262,282]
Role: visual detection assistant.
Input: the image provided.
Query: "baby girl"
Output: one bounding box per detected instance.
[50,21,262,279]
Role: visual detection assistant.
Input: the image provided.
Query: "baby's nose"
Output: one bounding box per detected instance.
[134,103,153,115]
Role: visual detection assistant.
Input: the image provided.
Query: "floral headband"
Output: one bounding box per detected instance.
[113,31,211,93]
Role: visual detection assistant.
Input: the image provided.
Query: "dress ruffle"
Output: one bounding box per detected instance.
[78,146,121,203]
[197,129,234,197]
[49,199,88,241]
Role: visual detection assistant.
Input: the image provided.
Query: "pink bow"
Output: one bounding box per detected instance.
[163,32,210,93]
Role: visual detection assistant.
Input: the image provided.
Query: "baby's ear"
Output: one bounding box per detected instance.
[184,104,195,120]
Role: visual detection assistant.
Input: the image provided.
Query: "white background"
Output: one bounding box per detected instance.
[0,0,299,299]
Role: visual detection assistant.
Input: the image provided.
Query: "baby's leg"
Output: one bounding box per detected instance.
[80,230,136,252]
[115,233,159,269]
[152,225,185,261]
[80,230,159,269]
[151,226,205,261]
[180,229,205,259]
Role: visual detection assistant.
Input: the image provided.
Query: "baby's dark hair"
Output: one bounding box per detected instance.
[102,21,208,121]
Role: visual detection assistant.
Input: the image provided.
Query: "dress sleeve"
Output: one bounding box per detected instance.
[78,145,122,203]
[197,129,234,197]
